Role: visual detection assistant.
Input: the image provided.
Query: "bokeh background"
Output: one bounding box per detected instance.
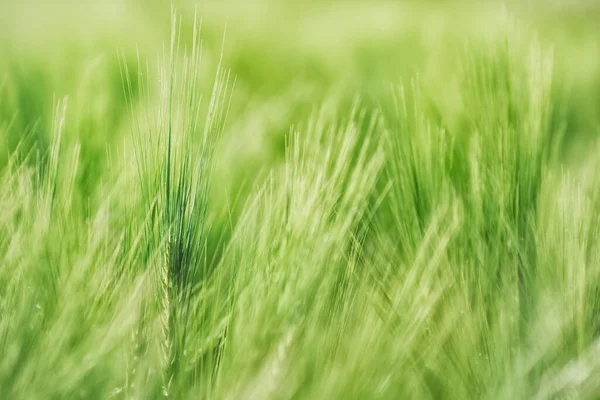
[1,0,599,181]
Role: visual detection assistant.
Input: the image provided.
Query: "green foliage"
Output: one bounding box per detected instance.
[1,2,600,399]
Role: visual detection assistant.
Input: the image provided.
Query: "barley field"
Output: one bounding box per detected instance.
[1,1,600,398]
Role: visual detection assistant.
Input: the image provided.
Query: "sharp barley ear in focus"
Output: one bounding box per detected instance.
[1,1,600,399]
[120,7,234,397]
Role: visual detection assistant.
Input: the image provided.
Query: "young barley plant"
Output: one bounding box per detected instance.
[120,8,233,398]
[1,3,600,399]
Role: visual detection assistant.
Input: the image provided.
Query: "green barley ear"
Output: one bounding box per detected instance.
[44,97,68,213]
[121,6,233,397]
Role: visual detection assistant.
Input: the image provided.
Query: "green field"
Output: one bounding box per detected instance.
[1,1,600,398]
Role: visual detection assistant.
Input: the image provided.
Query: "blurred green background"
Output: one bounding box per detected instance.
[1,0,599,203]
